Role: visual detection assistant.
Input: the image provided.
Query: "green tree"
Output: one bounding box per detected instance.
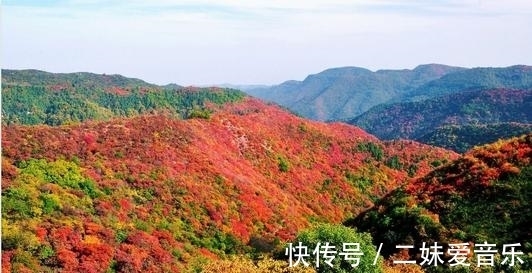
[291,223,383,273]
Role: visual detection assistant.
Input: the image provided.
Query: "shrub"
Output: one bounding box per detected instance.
[290,223,383,273]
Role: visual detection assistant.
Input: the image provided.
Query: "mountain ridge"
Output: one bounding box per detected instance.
[3,68,531,272]
[350,88,532,152]
[245,64,465,121]
[1,97,458,272]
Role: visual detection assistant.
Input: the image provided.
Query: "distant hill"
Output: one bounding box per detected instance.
[348,134,532,272]
[245,65,532,122]
[349,88,532,152]
[401,65,532,102]
[245,64,465,121]
[1,97,457,272]
[418,122,532,153]
[5,68,531,272]
[1,69,243,126]
[2,69,162,89]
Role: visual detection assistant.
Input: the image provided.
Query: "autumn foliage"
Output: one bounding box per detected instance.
[2,98,458,272]
[351,134,532,272]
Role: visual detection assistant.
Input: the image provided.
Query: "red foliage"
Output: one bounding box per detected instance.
[231,219,250,241]
[115,244,149,272]
[407,134,532,197]
[2,251,13,273]
[1,98,460,270]
[76,243,114,273]
[106,87,129,95]
[56,248,79,272]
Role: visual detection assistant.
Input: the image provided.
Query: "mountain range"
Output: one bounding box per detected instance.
[245,64,465,121]
[2,69,531,272]
[244,64,532,152]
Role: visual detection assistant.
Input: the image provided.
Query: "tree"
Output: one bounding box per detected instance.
[290,223,383,273]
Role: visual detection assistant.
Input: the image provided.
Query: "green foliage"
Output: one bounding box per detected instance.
[430,160,442,168]
[385,155,402,170]
[357,142,384,161]
[292,223,383,273]
[348,189,444,258]
[278,155,290,172]
[115,230,128,243]
[2,70,246,125]
[38,245,55,260]
[440,166,532,253]
[201,255,316,273]
[404,65,532,101]
[79,179,101,198]
[2,187,37,218]
[199,230,243,255]
[187,107,212,119]
[17,159,102,195]
[40,194,61,214]
[407,164,418,177]
[420,123,532,153]
[345,172,372,193]
[2,158,102,225]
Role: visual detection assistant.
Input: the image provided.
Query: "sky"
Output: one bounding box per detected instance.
[2,0,532,86]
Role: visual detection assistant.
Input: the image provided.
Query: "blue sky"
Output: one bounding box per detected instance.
[3,0,532,85]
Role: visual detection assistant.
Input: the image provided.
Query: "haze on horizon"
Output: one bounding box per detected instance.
[3,0,532,86]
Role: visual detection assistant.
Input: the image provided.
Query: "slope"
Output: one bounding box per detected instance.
[245,64,464,121]
[401,65,532,102]
[418,122,532,153]
[349,134,532,272]
[350,88,532,152]
[1,98,458,272]
[1,69,244,126]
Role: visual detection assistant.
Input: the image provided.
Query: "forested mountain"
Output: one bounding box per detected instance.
[2,92,458,272]
[3,69,531,272]
[245,64,464,121]
[350,88,532,152]
[401,65,532,102]
[244,65,532,153]
[349,134,532,272]
[2,69,162,90]
[1,69,244,126]
[245,65,532,122]
[418,123,532,153]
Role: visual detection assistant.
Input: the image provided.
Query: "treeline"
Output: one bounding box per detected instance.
[2,71,245,125]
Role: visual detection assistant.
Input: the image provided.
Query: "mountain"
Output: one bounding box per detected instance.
[400,65,532,102]
[245,64,465,121]
[348,134,532,272]
[5,69,531,272]
[245,65,532,123]
[349,88,532,152]
[2,69,244,126]
[2,69,160,90]
[1,90,459,272]
[214,83,271,90]
[418,123,532,153]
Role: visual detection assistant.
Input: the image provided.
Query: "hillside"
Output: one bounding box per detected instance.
[349,134,532,272]
[245,65,532,153]
[1,69,244,126]
[401,65,532,102]
[245,64,464,121]
[1,69,163,90]
[418,123,532,153]
[350,89,532,152]
[245,65,532,122]
[1,96,458,272]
